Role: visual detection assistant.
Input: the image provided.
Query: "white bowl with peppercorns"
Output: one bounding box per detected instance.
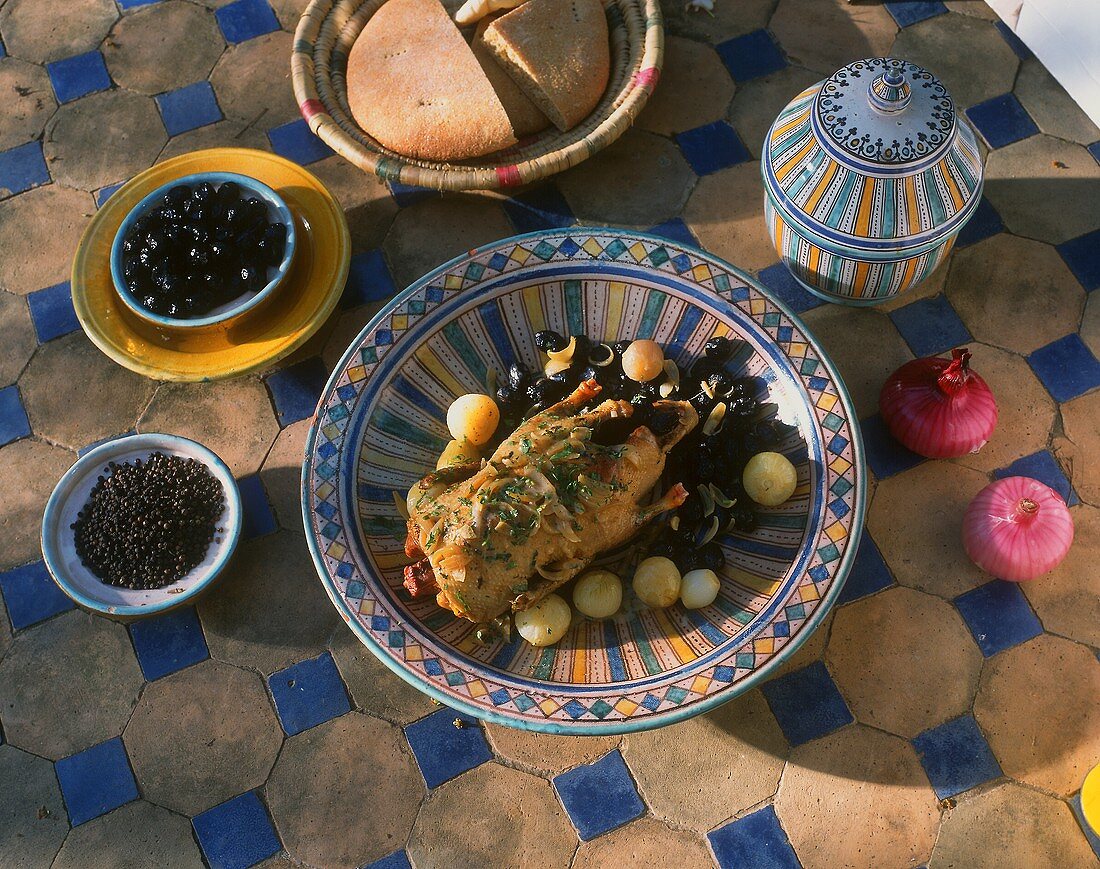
[41,433,242,620]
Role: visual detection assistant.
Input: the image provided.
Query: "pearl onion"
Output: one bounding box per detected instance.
[680,569,720,609]
[515,594,572,647]
[446,394,500,446]
[621,340,665,382]
[436,438,480,469]
[632,556,681,608]
[742,451,798,507]
[572,569,623,619]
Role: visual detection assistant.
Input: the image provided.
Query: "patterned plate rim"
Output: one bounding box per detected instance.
[302,228,867,734]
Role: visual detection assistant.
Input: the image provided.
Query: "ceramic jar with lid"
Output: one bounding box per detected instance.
[762,57,983,306]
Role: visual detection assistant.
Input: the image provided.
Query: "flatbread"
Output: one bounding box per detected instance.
[472,17,550,139]
[345,0,517,160]
[481,0,610,131]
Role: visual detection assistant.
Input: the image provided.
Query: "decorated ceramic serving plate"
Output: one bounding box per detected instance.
[303,229,866,733]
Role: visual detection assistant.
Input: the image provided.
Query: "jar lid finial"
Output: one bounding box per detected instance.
[868,64,912,113]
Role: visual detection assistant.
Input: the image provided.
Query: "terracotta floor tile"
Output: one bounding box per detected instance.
[269,0,311,30]
[0,291,36,387]
[773,611,833,678]
[156,117,271,162]
[770,0,896,76]
[382,195,514,292]
[0,745,69,866]
[328,626,436,726]
[682,161,777,273]
[1022,506,1099,648]
[0,0,117,64]
[1059,395,1100,506]
[103,1,226,96]
[890,13,1018,110]
[0,610,142,759]
[974,633,1100,796]
[942,0,1000,19]
[930,782,1096,868]
[484,723,620,777]
[556,129,696,228]
[775,724,938,869]
[20,332,155,450]
[867,461,989,599]
[258,418,308,534]
[948,343,1057,474]
[827,586,983,738]
[660,0,776,43]
[799,304,913,419]
[636,36,735,137]
[573,816,711,868]
[727,66,821,160]
[0,439,76,569]
[198,531,340,674]
[0,185,94,295]
[308,156,399,254]
[138,377,279,477]
[53,800,205,869]
[210,32,296,127]
[408,762,576,869]
[984,135,1100,245]
[44,89,166,191]
[1014,59,1100,146]
[946,235,1085,355]
[124,658,281,814]
[266,712,423,867]
[0,58,57,152]
[623,688,786,832]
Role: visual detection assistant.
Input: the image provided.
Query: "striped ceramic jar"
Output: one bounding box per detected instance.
[762,58,984,306]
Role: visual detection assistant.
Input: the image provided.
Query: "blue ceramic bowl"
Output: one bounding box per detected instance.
[41,433,243,619]
[109,171,296,329]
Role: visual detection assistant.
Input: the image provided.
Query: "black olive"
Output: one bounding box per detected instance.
[495,385,516,408]
[699,543,725,570]
[689,391,715,418]
[705,371,733,397]
[193,181,216,202]
[679,497,704,524]
[647,540,676,560]
[507,362,528,390]
[704,335,734,361]
[164,185,191,208]
[690,356,722,383]
[731,505,758,532]
[534,330,567,352]
[216,181,241,207]
[612,340,631,357]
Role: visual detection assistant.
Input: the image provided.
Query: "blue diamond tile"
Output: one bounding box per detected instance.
[267,118,334,166]
[503,183,574,233]
[56,738,138,826]
[365,851,413,869]
[888,294,972,357]
[0,37,5,59]
[215,0,280,43]
[0,141,50,197]
[95,181,125,208]
[716,29,787,82]
[675,121,750,176]
[27,281,79,343]
[837,532,894,606]
[0,385,32,447]
[1028,333,1100,402]
[156,81,222,137]
[553,750,645,840]
[912,714,1002,799]
[860,412,925,479]
[826,433,848,454]
[954,581,1044,656]
[647,217,697,247]
[404,709,492,788]
[708,804,801,869]
[0,561,74,630]
[343,249,396,308]
[966,93,1038,149]
[757,262,823,314]
[237,474,277,539]
[670,253,693,273]
[640,693,660,711]
[45,50,111,103]
[387,181,435,208]
[1089,141,1100,167]
[192,791,281,869]
[995,20,1033,60]
[1071,792,1100,861]
[268,651,351,736]
[884,1,946,27]
[118,0,161,7]
[128,606,209,681]
[1057,229,1100,292]
[761,660,853,746]
[955,195,1003,249]
[994,450,1078,506]
[265,357,328,427]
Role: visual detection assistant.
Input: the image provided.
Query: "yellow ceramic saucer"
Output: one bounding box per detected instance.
[72,148,350,381]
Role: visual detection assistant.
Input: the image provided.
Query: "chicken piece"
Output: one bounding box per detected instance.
[404,379,697,623]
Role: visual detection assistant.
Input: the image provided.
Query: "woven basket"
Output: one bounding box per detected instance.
[291,0,664,191]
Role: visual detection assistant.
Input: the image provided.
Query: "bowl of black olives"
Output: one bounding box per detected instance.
[109,172,296,328]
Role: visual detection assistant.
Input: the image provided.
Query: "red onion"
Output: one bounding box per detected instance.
[963,476,1074,582]
[879,348,997,458]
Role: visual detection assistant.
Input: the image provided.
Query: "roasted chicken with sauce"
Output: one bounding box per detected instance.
[403,379,698,624]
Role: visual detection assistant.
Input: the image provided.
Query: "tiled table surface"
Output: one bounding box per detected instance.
[1,0,1098,866]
